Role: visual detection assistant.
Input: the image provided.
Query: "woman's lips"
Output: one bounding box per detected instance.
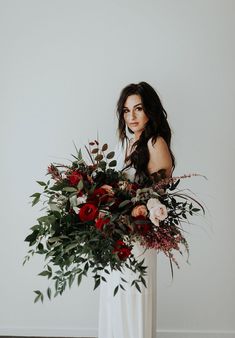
[129,122,139,126]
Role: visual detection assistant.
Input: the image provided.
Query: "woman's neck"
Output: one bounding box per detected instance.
[133,132,141,141]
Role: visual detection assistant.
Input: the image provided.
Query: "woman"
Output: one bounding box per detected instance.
[98,81,175,338]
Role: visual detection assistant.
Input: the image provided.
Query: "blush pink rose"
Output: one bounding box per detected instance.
[149,210,160,226]
[98,211,106,218]
[100,184,114,196]
[146,198,161,210]
[131,205,148,217]
[147,198,168,226]
[149,203,168,225]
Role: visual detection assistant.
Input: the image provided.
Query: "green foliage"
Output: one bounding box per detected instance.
[24,140,206,303]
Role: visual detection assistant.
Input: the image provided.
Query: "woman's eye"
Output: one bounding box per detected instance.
[136,107,142,111]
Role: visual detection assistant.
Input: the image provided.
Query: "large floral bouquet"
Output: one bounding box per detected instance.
[24,140,206,303]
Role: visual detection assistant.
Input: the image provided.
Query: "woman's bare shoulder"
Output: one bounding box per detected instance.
[147,136,173,176]
[147,136,169,151]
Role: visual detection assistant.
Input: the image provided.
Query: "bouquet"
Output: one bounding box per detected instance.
[24,140,206,303]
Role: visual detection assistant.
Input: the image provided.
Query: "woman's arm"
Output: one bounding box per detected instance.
[147,136,173,178]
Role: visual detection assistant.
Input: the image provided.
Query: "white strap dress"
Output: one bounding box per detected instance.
[98,139,157,338]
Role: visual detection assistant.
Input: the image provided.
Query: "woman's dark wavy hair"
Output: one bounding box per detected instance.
[116,81,176,181]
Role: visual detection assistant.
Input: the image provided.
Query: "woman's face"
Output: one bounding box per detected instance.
[123,94,149,139]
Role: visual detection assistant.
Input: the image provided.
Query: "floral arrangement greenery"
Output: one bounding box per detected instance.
[24,140,206,303]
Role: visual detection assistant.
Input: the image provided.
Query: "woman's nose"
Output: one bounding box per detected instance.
[129,110,136,121]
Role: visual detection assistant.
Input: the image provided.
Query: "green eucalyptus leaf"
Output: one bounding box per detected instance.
[36,181,47,186]
[118,200,131,208]
[37,243,43,251]
[47,287,51,300]
[192,208,201,212]
[94,278,100,290]
[33,290,43,303]
[64,243,78,253]
[30,224,41,231]
[48,237,61,243]
[32,196,40,206]
[47,265,52,272]
[120,284,125,291]
[25,231,39,244]
[30,192,41,198]
[38,270,50,277]
[62,187,77,192]
[77,274,82,286]
[34,294,41,303]
[68,274,75,288]
[113,285,119,296]
[140,276,147,288]
[99,161,107,170]
[77,179,84,191]
[135,282,141,293]
[108,160,117,167]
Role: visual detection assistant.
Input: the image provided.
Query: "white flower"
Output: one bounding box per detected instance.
[77,195,87,205]
[149,210,160,227]
[69,194,87,207]
[147,198,168,225]
[146,198,161,210]
[73,206,80,214]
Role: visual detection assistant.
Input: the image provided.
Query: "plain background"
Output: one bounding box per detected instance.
[0,0,234,337]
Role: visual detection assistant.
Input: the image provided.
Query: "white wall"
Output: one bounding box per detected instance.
[0,0,234,337]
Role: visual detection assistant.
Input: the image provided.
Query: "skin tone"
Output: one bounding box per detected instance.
[123,94,173,178]
[123,94,149,141]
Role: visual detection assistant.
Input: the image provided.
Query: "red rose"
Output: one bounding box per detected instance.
[68,171,83,186]
[100,185,114,196]
[112,240,131,260]
[95,217,110,231]
[78,203,98,222]
[87,188,109,205]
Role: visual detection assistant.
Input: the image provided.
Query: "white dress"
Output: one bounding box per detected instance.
[98,140,157,338]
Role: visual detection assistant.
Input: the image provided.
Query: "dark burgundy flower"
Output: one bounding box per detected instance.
[117,247,132,260]
[68,171,83,186]
[134,216,152,235]
[128,182,140,191]
[112,240,131,260]
[87,188,109,205]
[109,197,122,211]
[78,203,98,222]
